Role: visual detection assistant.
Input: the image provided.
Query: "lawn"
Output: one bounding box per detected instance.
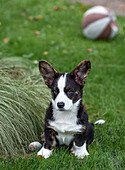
[0,0,125,169]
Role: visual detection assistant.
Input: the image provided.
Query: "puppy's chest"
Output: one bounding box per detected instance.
[49,110,82,145]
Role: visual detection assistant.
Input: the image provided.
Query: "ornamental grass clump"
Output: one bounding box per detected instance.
[0,58,50,157]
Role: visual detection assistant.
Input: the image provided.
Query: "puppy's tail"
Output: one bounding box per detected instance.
[92,119,105,126]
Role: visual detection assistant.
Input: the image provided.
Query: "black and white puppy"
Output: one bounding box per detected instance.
[29,60,105,159]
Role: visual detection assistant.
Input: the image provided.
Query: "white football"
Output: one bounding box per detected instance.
[82,6,118,40]
[28,141,42,151]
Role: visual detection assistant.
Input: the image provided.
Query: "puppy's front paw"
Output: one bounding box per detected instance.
[72,142,89,159]
[74,149,89,159]
[37,147,53,159]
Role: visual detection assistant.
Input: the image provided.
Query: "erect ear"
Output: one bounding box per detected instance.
[39,60,58,88]
[70,60,91,86]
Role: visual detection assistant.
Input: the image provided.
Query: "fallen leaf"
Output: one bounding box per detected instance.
[3,38,10,43]
[117,110,120,113]
[80,4,85,10]
[22,10,26,15]
[34,30,41,35]
[62,5,67,10]
[38,15,43,20]
[70,5,75,10]
[114,58,118,62]
[62,50,67,54]
[33,18,38,22]
[87,49,93,52]
[43,51,48,56]
[93,114,99,117]
[85,105,89,109]
[28,16,33,20]
[37,155,42,158]
[54,6,59,11]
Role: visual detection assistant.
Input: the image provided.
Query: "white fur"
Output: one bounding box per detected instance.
[56,132,74,146]
[94,119,105,125]
[72,142,89,159]
[37,146,53,159]
[49,99,82,146]
[52,74,73,111]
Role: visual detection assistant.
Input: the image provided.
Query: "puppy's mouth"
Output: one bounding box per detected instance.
[57,108,65,111]
[56,107,72,111]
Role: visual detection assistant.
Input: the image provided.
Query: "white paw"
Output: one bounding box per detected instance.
[72,148,89,159]
[28,142,42,151]
[72,142,89,159]
[37,146,53,159]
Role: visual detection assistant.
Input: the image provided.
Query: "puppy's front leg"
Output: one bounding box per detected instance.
[72,134,89,159]
[37,127,57,159]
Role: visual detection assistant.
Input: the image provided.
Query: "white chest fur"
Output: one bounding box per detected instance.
[49,100,82,146]
[56,132,74,146]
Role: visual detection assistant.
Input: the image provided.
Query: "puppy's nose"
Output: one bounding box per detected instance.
[57,102,65,109]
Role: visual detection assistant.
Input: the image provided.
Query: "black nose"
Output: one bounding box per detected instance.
[57,102,65,108]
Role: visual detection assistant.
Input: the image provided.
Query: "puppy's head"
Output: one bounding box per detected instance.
[39,60,91,111]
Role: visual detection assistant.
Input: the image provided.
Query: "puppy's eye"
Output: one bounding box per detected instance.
[52,87,59,99]
[64,86,70,92]
[65,86,74,94]
[53,87,59,94]
[67,90,74,94]
[53,90,57,94]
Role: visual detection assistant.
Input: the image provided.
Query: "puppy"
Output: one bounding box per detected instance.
[29,60,105,159]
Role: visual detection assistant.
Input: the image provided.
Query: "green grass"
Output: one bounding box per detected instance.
[0,0,125,169]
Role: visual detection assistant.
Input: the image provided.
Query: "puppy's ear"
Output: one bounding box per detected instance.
[70,60,91,86]
[39,60,58,88]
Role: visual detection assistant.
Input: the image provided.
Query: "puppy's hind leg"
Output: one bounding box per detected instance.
[29,142,42,152]
[37,128,57,159]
